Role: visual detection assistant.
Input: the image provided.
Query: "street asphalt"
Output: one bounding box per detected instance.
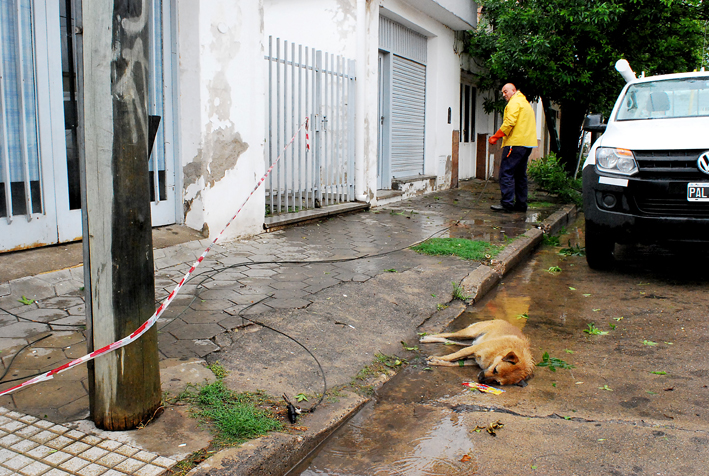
[0,179,575,475]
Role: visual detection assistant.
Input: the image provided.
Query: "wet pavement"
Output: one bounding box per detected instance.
[290,215,709,475]
[0,180,570,475]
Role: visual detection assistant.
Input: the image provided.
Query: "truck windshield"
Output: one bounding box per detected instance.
[616,78,709,121]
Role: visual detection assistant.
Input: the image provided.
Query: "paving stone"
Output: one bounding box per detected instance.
[76,463,109,476]
[179,310,228,324]
[0,322,50,338]
[15,425,41,438]
[57,395,90,421]
[48,316,85,327]
[78,447,108,462]
[62,441,90,455]
[33,420,54,430]
[59,456,90,472]
[43,451,72,465]
[14,380,86,410]
[18,460,51,476]
[10,438,38,452]
[267,288,309,300]
[26,445,53,459]
[0,448,16,463]
[242,268,277,277]
[167,322,224,340]
[0,419,26,432]
[269,281,308,290]
[10,347,67,371]
[95,452,126,468]
[133,464,164,476]
[29,431,58,445]
[0,434,22,448]
[44,435,72,450]
[184,300,233,312]
[266,298,312,309]
[43,470,71,476]
[9,277,58,301]
[113,445,139,458]
[132,451,157,464]
[113,457,145,473]
[17,414,38,424]
[96,440,121,452]
[36,295,83,309]
[64,430,84,440]
[4,454,33,470]
[79,435,101,446]
[0,467,12,476]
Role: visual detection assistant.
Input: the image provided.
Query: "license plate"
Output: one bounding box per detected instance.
[687,183,709,201]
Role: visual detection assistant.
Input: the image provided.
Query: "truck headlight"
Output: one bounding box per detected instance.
[596,147,638,175]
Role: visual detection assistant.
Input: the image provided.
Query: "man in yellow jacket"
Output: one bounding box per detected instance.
[488,83,537,212]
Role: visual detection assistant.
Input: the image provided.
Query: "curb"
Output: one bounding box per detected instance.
[458,204,577,315]
[187,204,577,476]
[187,393,368,476]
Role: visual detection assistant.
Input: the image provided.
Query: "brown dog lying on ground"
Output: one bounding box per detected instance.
[420,319,534,386]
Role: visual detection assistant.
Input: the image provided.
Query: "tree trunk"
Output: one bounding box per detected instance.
[541,96,560,156]
[558,100,588,175]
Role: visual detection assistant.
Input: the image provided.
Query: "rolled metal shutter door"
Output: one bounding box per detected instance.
[391,55,426,177]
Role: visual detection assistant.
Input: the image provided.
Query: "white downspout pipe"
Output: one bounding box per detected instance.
[355,0,368,201]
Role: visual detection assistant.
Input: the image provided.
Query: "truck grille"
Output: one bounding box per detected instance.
[635,197,709,218]
[634,149,707,180]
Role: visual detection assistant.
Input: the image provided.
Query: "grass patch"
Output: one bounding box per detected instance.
[411,238,502,261]
[528,201,555,209]
[178,381,282,445]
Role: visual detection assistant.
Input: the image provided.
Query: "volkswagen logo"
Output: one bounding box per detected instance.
[699,152,709,175]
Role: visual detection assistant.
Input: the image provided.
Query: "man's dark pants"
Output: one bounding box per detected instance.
[499,146,533,210]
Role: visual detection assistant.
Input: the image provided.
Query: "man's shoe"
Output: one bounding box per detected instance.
[513,204,527,212]
[491,204,513,213]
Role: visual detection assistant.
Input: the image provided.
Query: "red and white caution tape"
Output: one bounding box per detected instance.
[0,117,311,397]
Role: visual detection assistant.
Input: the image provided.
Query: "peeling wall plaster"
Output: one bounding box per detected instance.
[177,0,266,240]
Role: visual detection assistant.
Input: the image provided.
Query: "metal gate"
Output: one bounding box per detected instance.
[0,0,176,253]
[265,36,355,215]
[378,16,427,186]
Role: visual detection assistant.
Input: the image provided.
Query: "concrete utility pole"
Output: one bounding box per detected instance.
[76,0,161,430]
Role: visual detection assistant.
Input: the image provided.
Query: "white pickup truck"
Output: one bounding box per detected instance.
[582,64,709,269]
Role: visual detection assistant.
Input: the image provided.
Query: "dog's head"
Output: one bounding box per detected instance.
[478,350,534,386]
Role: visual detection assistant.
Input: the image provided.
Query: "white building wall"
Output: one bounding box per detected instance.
[263,0,358,58]
[175,0,266,240]
[265,0,476,204]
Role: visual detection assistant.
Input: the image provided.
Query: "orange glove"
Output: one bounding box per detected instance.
[488,129,505,145]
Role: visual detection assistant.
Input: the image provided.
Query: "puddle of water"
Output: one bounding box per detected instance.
[289,369,480,476]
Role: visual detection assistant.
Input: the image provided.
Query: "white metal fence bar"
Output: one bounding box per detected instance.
[1,0,42,222]
[15,0,35,220]
[0,6,11,223]
[265,36,355,216]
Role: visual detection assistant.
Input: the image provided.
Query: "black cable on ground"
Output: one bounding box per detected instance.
[0,334,53,383]
[0,305,87,328]
[154,179,494,421]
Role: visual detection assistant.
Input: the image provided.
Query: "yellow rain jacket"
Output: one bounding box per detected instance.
[500,91,538,148]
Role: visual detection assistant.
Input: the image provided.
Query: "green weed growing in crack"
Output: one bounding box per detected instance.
[451,282,471,302]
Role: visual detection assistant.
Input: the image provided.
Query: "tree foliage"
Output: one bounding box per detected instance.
[468,0,708,169]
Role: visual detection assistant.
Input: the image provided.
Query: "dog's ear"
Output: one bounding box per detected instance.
[502,351,519,364]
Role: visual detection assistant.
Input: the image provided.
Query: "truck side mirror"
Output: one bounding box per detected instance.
[583,113,606,133]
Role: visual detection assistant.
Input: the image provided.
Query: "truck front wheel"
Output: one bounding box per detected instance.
[585,220,615,270]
